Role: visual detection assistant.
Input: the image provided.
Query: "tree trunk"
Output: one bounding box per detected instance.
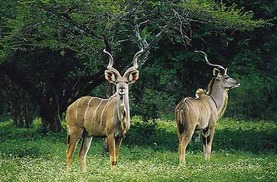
[40,100,62,133]
[1,49,106,132]
[41,114,62,133]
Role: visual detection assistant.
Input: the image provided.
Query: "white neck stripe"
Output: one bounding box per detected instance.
[84,97,95,121]
[75,98,83,122]
[100,96,115,126]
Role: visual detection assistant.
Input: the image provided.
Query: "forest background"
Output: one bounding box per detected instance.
[0,0,276,132]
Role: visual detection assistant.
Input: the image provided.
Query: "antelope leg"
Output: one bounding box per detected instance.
[178,129,194,165]
[107,135,117,168]
[78,136,92,172]
[66,127,83,171]
[115,137,123,162]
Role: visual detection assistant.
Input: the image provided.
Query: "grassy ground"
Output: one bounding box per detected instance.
[0,117,276,182]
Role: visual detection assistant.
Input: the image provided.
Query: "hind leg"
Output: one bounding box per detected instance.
[101,138,109,157]
[79,134,92,172]
[178,128,194,165]
[66,127,83,171]
[202,127,215,160]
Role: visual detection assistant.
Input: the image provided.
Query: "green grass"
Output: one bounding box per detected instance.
[0,117,276,181]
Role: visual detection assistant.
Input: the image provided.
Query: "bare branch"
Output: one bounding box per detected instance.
[133,20,149,68]
[132,17,168,68]
[172,9,191,45]
[38,6,102,39]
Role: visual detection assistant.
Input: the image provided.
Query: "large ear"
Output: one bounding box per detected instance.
[213,68,221,77]
[105,69,120,84]
[124,70,139,83]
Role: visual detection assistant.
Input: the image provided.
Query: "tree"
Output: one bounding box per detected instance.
[0,0,119,132]
[129,0,273,120]
[0,0,271,132]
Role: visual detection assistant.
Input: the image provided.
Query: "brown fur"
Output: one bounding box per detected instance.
[66,49,142,172]
[176,67,240,165]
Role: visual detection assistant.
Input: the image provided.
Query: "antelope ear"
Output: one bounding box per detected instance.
[213,68,220,77]
[126,70,139,83]
[105,70,118,83]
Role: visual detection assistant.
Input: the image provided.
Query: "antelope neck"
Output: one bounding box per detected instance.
[210,95,218,109]
[115,89,130,126]
[208,79,227,115]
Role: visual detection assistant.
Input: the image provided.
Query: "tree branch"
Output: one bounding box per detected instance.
[39,6,102,39]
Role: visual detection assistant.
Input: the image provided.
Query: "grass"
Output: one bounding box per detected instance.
[0,117,276,181]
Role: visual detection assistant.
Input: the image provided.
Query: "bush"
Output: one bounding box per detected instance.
[227,69,277,121]
[125,116,157,146]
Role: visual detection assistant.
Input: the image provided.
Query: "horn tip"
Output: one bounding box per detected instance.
[195,50,205,54]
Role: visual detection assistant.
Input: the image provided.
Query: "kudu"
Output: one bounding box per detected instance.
[66,48,143,171]
[175,51,240,165]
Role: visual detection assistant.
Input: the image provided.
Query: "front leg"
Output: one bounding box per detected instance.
[115,136,123,162]
[107,135,117,168]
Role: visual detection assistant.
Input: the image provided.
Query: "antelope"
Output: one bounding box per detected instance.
[66,48,143,172]
[175,51,240,165]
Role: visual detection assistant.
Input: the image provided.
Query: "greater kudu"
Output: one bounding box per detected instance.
[66,48,143,171]
[175,51,240,165]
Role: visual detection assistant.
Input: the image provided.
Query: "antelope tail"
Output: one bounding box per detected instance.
[195,88,206,98]
[176,109,184,125]
[179,111,183,125]
[176,109,186,134]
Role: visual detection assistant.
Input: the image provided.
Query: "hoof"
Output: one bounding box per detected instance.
[111,161,117,169]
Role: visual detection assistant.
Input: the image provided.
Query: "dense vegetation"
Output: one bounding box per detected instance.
[0,1,276,181]
[0,117,276,181]
[0,0,276,132]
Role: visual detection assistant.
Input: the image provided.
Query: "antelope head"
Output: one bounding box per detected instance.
[196,51,240,90]
[103,48,143,98]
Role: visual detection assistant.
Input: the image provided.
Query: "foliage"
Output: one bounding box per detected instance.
[225,30,277,120]
[181,0,271,31]
[0,0,275,131]
[125,116,159,146]
[130,0,276,121]
[0,118,276,181]
[228,72,277,120]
